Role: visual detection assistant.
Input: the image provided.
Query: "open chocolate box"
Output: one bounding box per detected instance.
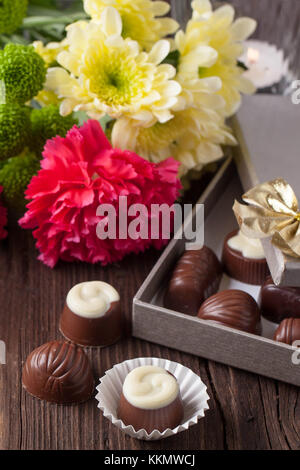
[133,150,300,387]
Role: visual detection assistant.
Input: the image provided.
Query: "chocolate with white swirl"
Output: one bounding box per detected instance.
[222,229,269,285]
[118,366,184,433]
[22,341,94,404]
[164,246,222,316]
[198,289,261,334]
[60,281,123,347]
[273,318,300,345]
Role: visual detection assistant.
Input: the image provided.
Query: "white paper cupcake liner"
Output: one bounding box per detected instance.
[95,357,210,441]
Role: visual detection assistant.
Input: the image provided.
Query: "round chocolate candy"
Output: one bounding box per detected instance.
[118,365,184,433]
[198,289,261,334]
[60,281,122,347]
[259,276,300,323]
[164,246,222,316]
[273,318,300,345]
[222,229,269,285]
[22,340,94,404]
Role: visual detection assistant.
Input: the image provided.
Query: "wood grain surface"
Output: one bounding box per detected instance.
[0,0,299,451]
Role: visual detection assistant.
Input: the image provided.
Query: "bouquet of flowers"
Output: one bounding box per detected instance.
[36,0,256,175]
[0,0,257,267]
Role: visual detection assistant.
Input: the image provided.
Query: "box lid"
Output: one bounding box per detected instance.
[232,94,300,286]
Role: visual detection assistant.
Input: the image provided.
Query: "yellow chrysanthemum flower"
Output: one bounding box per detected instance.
[173,29,224,112]
[33,40,67,67]
[45,9,181,126]
[83,0,179,50]
[35,89,60,107]
[183,0,257,116]
[32,41,67,107]
[111,109,236,175]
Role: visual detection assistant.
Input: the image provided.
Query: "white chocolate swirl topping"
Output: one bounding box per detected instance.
[228,230,265,259]
[66,281,120,318]
[122,366,180,410]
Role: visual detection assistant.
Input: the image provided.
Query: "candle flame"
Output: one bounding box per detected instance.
[247,47,260,64]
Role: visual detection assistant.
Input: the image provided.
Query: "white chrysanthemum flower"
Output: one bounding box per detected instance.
[183,0,257,116]
[83,0,179,50]
[111,109,236,175]
[45,9,181,126]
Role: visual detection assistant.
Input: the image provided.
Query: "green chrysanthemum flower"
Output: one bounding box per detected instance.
[0,44,46,104]
[0,0,28,35]
[0,103,31,160]
[30,105,78,153]
[0,150,40,212]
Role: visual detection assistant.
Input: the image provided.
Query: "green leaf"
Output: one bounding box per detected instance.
[237,60,248,71]
[22,13,87,28]
[162,50,180,71]
[99,115,114,131]
[73,110,89,126]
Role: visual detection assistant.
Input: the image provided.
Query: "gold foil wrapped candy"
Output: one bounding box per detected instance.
[233,178,300,258]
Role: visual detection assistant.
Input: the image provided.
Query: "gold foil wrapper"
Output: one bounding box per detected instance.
[233,178,300,258]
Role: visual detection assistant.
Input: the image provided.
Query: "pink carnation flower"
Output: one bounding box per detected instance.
[0,187,7,240]
[19,120,181,267]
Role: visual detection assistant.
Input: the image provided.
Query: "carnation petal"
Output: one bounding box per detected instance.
[155,157,181,184]
[56,189,95,208]
[79,119,112,156]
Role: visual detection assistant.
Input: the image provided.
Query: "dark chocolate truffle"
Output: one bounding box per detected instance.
[22,340,94,404]
[198,289,261,334]
[60,281,122,347]
[164,246,222,316]
[118,365,184,433]
[273,318,300,345]
[259,277,300,323]
[222,229,269,285]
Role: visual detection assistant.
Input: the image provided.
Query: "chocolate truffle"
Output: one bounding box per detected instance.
[259,277,300,323]
[273,318,300,345]
[60,281,122,347]
[164,246,222,316]
[22,340,94,404]
[222,229,269,285]
[118,365,184,433]
[198,289,261,334]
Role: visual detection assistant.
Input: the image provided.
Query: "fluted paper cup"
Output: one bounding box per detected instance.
[95,357,210,441]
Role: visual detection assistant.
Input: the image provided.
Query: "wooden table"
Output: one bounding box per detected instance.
[0,0,300,451]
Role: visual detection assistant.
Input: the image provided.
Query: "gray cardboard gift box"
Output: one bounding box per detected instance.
[132,95,300,386]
